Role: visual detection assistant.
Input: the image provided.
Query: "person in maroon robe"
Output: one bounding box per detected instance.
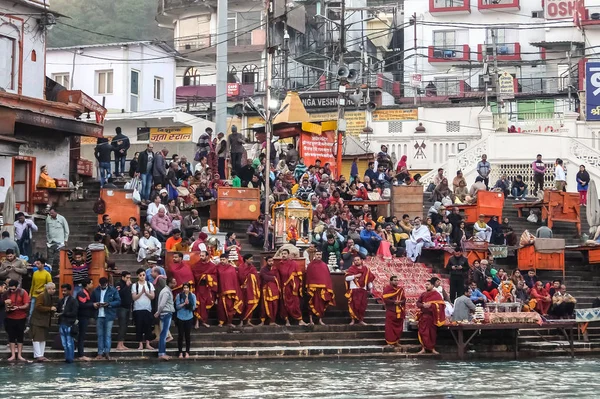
[238,254,260,326]
[345,256,375,325]
[259,255,280,326]
[277,249,307,326]
[168,252,195,297]
[383,275,406,346]
[306,250,335,325]
[416,278,446,354]
[216,254,242,327]
[191,250,218,328]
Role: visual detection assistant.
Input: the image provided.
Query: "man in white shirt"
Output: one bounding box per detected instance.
[554,158,566,191]
[132,268,155,350]
[406,217,432,262]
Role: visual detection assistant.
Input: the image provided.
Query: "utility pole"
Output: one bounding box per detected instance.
[567,43,573,112]
[282,14,290,90]
[335,0,347,178]
[215,0,228,134]
[491,29,499,116]
[263,0,273,251]
[413,12,417,105]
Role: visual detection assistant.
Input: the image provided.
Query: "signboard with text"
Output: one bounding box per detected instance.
[586,62,600,121]
[300,130,337,177]
[544,0,578,20]
[308,111,366,136]
[149,126,193,142]
[497,71,515,99]
[372,109,418,122]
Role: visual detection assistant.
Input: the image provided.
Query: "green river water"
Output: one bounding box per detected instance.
[1,358,599,398]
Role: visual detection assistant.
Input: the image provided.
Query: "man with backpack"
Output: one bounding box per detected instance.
[91,277,121,360]
[132,268,155,350]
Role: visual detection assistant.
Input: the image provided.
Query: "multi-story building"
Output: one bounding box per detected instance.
[156,0,402,133]
[47,41,215,164]
[0,0,105,212]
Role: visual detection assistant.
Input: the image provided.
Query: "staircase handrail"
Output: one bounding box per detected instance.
[419,136,489,187]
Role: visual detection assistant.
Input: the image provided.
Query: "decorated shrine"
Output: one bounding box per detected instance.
[272,198,313,246]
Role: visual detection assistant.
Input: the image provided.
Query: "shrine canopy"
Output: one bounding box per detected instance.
[272,198,313,247]
[267,91,339,178]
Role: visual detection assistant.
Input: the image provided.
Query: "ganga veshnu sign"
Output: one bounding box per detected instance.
[586,62,600,121]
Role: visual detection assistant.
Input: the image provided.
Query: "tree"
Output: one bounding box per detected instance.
[48,0,172,47]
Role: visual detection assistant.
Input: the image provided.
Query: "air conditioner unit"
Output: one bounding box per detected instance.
[433,50,443,58]
[498,46,509,55]
[443,50,456,58]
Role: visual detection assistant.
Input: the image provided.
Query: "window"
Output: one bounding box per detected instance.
[242,65,259,90]
[184,67,202,86]
[227,12,261,46]
[96,70,113,95]
[130,70,140,112]
[0,35,16,91]
[154,77,163,101]
[433,31,455,48]
[486,28,506,45]
[52,73,70,89]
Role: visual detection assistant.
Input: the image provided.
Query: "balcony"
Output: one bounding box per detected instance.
[428,45,470,63]
[516,77,571,96]
[398,80,477,104]
[429,0,471,15]
[478,0,519,13]
[477,43,521,62]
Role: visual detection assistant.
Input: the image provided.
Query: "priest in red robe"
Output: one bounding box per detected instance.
[345,256,375,325]
[383,275,406,346]
[216,253,242,327]
[278,249,307,326]
[259,255,280,326]
[306,249,335,325]
[416,278,446,354]
[530,280,552,315]
[191,250,218,329]
[238,254,260,326]
[168,252,195,296]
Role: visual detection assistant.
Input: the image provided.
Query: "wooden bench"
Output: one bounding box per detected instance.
[566,245,600,264]
[513,201,543,218]
[513,191,581,235]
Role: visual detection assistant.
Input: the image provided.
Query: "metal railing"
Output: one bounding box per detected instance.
[481,43,518,57]
[517,77,570,95]
[433,0,466,7]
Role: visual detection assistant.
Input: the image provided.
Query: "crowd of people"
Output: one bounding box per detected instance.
[1,130,587,363]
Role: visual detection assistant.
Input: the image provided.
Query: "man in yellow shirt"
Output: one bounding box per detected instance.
[28,257,53,329]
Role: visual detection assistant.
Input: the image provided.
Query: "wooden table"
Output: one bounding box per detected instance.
[456,191,505,224]
[513,191,580,235]
[446,321,576,360]
[566,245,600,264]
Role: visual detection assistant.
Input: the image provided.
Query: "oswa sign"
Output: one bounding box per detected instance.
[586,62,600,121]
[545,0,577,19]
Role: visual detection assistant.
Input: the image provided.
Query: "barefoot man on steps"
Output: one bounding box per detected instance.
[345,256,375,326]
[416,278,446,355]
[306,250,335,326]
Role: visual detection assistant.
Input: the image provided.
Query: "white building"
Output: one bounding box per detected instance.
[47,41,177,114]
[47,41,215,165]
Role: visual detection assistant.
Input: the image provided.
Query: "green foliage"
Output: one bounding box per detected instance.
[48,0,172,47]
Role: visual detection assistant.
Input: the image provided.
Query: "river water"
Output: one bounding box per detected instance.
[2,358,599,398]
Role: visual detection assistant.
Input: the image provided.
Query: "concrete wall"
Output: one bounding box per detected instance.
[47,44,176,113]
[16,131,70,181]
[0,156,13,201]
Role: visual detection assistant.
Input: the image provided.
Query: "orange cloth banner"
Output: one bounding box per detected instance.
[300,130,337,178]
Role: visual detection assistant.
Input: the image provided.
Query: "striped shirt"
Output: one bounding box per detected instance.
[72,264,89,285]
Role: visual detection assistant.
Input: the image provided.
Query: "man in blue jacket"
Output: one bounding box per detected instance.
[91,277,121,360]
[359,224,382,256]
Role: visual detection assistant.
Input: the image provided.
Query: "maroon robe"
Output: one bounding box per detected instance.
[306,259,335,318]
[277,259,303,321]
[216,262,242,325]
[416,290,446,350]
[168,260,195,296]
[238,262,260,321]
[191,260,218,323]
[259,265,280,322]
[382,285,406,345]
[345,265,375,322]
